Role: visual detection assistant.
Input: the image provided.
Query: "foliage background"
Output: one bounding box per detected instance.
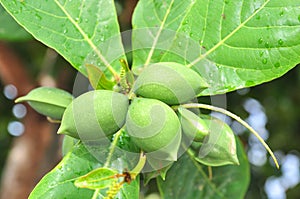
[0,0,299,198]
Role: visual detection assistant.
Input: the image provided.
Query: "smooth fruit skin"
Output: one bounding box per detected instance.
[126,98,181,161]
[177,107,209,142]
[58,90,129,140]
[194,117,239,166]
[15,87,74,119]
[133,62,208,105]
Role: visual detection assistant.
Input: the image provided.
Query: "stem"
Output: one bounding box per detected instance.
[208,166,212,180]
[92,189,100,199]
[104,130,122,168]
[181,103,279,169]
[46,117,61,123]
[130,151,146,179]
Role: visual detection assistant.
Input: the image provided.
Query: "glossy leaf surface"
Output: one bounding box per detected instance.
[132,0,300,95]
[0,0,126,79]
[157,138,250,199]
[75,167,118,190]
[30,139,140,199]
[15,87,73,120]
[0,4,31,40]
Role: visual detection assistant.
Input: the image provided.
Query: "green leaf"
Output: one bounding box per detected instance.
[119,177,140,199]
[132,0,300,95]
[30,131,140,199]
[75,167,118,190]
[157,138,250,199]
[143,163,173,185]
[0,0,125,79]
[86,63,115,90]
[29,142,99,199]
[0,4,31,41]
[15,87,74,120]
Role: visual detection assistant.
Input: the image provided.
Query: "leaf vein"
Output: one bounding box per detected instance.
[188,0,271,67]
[144,0,175,66]
[53,0,117,78]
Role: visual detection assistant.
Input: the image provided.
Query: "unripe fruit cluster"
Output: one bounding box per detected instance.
[57,62,208,161]
[17,62,239,166]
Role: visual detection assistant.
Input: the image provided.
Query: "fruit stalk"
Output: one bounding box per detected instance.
[181,103,279,169]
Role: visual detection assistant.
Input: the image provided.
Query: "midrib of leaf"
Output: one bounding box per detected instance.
[186,148,225,198]
[198,0,210,56]
[92,189,100,199]
[187,0,271,68]
[90,130,122,197]
[145,0,175,66]
[160,1,196,62]
[53,0,118,79]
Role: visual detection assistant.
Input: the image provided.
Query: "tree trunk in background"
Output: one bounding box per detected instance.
[119,0,138,29]
[0,42,54,199]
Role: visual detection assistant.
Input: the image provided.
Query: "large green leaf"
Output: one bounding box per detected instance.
[29,142,98,199]
[157,138,250,199]
[0,0,125,79]
[29,140,140,199]
[0,4,31,41]
[132,0,300,95]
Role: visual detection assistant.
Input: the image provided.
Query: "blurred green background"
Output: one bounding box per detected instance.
[0,1,299,198]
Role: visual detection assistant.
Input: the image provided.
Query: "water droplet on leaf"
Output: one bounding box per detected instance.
[35,14,42,20]
[279,11,284,16]
[265,42,270,48]
[262,58,267,64]
[259,51,264,57]
[274,62,280,68]
[278,39,283,45]
[258,38,263,44]
[245,80,255,86]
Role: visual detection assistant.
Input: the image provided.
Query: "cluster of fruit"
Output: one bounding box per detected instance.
[16,62,238,168]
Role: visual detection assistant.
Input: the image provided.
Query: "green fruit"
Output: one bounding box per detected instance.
[177,107,209,142]
[15,87,74,120]
[194,117,239,166]
[133,62,208,105]
[126,98,181,161]
[58,90,129,140]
